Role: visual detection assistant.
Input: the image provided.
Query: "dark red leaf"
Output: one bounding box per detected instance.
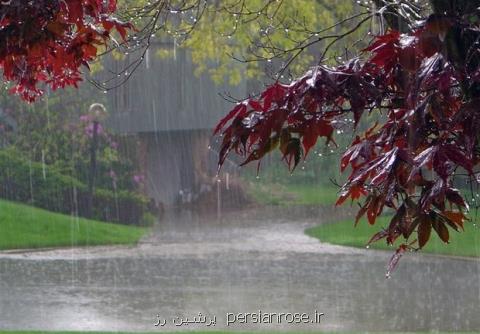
[213,103,247,135]
[367,229,388,246]
[418,216,432,249]
[442,211,467,231]
[432,219,449,243]
[386,244,408,278]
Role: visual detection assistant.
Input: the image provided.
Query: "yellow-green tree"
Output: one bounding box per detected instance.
[116,0,363,86]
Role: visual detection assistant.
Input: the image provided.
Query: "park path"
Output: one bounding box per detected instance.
[0,206,479,332]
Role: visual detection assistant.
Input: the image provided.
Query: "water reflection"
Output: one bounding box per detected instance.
[0,207,478,332]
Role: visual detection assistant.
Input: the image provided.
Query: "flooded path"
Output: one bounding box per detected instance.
[0,206,479,332]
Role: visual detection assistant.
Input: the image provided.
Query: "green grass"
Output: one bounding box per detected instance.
[0,331,476,334]
[306,215,480,257]
[247,179,480,257]
[247,181,340,206]
[283,184,340,205]
[0,200,148,250]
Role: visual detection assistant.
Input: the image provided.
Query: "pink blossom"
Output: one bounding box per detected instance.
[84,123,104,138]
[133,174,145,185]
[79,114,93,122]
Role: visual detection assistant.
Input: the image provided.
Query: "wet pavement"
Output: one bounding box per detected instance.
[0,206,479,332]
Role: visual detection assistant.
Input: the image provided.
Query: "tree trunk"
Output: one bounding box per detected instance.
[430,0,480,15]
[429,0,480,98]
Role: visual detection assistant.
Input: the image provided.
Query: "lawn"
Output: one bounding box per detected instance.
[246,180,480,257]
[247,181,340,206]
[0,331,476,334]
[306,215,480,257]
[0,200,148,250]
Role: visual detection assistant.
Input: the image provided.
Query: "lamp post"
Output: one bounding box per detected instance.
[85,103,106,219]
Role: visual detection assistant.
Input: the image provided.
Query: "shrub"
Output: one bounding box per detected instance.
[0,149,152,225]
